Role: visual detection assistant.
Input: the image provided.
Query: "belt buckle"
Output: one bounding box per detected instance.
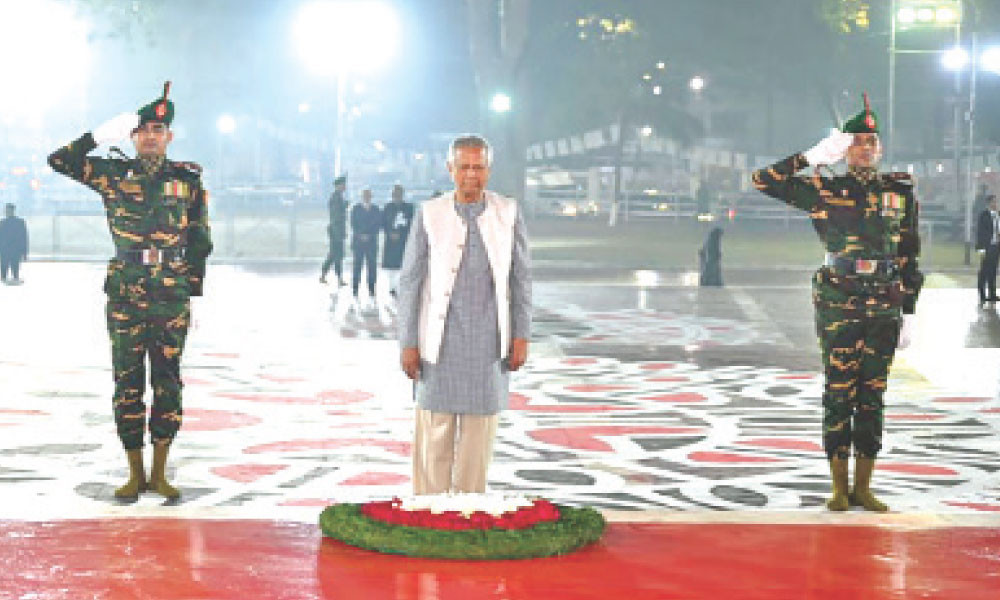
[854,259,876,275]
[141,248,161,265]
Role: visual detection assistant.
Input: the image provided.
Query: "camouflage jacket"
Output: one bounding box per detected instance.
[752,153,923,314]
[48,132,212,301]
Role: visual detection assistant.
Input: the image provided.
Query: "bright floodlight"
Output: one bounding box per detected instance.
[897,7,916,24]
[0,0,90,116]
[293,1,400,76]
[640,125,653,137]
[982,47,1000,75]
[935,7,958,24]
[216,114,236,134]
[652,85,662,95]
[490,92,512,113]
[941,46,970,71]
[634,270,659,287]
[689,76,706,91]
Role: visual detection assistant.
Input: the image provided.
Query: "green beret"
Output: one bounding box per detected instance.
[334,175,347,186]
[842,92,878,134]
[138,81,174,127]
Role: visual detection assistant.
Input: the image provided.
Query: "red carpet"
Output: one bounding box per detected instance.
[1,519,997,599]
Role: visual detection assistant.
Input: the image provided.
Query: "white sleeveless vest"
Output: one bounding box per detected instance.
[418,191,518,363]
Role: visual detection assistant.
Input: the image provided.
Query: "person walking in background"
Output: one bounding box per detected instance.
[976,194,1000,307]
[320,175,348,287]
[381,184,414,298]
[350,187,381,307]
[0,203,28,284]
[698,227,723,287]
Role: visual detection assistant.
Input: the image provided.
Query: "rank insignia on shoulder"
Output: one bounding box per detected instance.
[173,161,203,175]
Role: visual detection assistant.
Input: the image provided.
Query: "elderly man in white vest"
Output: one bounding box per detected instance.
[397,134,532,494]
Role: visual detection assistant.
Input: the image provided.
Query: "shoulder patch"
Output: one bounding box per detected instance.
[171,160,203,176]
[883,172,914,191]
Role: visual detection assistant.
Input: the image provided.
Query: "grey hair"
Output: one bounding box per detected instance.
[447,135,493,166]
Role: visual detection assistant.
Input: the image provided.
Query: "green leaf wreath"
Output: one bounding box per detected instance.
[319,502,606,560]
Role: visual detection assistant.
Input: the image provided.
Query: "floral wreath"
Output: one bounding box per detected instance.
[320,494,606,560]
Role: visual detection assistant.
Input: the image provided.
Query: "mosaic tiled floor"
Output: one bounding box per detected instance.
[1,263,999,519]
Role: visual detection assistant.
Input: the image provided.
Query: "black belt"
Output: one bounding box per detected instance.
[115,247,185,265]
[824,253,896,276]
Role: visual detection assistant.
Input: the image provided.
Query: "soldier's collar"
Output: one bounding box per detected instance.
[138,154,166,177]
[847,165,878,183]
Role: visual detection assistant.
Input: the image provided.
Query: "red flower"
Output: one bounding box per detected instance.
[360,497,563,531]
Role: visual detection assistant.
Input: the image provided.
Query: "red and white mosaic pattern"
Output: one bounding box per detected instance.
[2,351,999,515]
[1,265,998,518]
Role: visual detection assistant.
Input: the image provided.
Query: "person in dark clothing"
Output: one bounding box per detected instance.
[976,194,999,307]
[0,203,29,284]
[698,227,723,287]
[320,175,348,286]
[350,188,381,304]
[381,184,415,297]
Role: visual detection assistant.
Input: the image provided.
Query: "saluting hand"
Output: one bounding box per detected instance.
[804,130,853,167]
[507,338,529,371]
[93,113,140,146]
[401,347,421,380]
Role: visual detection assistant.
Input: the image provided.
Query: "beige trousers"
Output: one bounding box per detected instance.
[412,408,498,495]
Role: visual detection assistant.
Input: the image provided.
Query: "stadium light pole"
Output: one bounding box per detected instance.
[292,1,400,177]
[943,34,1000,267]
[890,0,966,260]
[888,0,962,165]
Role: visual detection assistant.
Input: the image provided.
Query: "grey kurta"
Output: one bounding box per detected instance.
[397,196,531,415]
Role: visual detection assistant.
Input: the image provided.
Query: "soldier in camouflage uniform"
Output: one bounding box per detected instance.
[751,95,923,512]
[48,82,213,500]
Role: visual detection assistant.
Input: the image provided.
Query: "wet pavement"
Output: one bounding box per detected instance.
[2,260,999,519]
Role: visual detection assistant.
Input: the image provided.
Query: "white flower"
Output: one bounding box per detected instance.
[397,493,535,518]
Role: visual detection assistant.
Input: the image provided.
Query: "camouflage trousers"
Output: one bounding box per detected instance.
[815,303,900,460]
[106,299,190,450]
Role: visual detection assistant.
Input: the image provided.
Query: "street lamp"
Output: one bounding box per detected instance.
[982,47,1000,75]
[941,46,970,70]
[292,1,400,176]
[216,114,236,135]
[889,0,963,163]
[490,92,512,114]
[942,39,1000,265]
